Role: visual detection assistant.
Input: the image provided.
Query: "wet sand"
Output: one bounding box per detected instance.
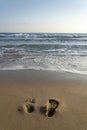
[0,70,87,130]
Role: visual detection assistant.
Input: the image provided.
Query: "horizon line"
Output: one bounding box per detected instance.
[0,32,87,34]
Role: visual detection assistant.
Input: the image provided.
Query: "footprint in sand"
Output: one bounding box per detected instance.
[40,99,60,117]
[18,98,60,117]
[18,98,36,114]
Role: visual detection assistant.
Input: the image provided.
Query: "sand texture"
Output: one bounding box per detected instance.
[0,70,87,130]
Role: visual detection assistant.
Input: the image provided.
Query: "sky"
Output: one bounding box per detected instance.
[0,0,87,33]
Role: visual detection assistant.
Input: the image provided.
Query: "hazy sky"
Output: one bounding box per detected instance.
[0,0,87,33]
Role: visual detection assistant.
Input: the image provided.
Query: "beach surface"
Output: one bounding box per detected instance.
[0,70,87,130]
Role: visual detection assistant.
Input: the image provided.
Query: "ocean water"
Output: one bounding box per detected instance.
[0,33,87,75]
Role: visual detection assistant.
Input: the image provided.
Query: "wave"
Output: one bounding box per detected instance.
[0,33,87,42]
[1,42,87,47]
[0,43,87,58]
[1,43,87,56]
[0,54,87,75]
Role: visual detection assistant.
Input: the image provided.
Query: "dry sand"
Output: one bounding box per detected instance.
[0,70,87,130]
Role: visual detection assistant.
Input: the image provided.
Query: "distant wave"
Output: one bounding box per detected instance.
[0,33,87,42]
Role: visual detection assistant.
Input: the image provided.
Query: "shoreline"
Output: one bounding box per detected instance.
[0,69,87,82]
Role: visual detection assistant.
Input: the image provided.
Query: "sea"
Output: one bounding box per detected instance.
[0,33,87,75]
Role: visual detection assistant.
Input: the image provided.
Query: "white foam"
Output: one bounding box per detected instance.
[1,65,24,70]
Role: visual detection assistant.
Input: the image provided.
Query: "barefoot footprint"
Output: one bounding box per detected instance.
[18,98,59,117]
[45,99,59,117]
[18,98,36,114]
[40,99,60,117]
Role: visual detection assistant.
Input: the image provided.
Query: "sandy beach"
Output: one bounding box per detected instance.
[0,70,87,130]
